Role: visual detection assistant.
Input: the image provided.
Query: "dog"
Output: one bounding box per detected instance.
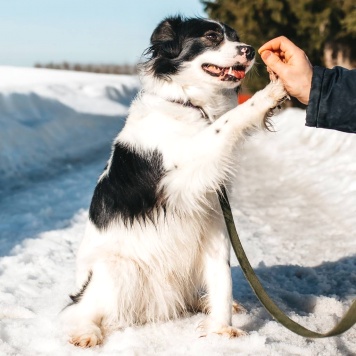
[61,15,287,347]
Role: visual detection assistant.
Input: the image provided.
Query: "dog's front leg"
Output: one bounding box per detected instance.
[199,214,245,338]
[167,80,287,206]
[213,79,287,134]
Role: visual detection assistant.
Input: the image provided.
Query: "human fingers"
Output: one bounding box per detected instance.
[258,36,298,55]
[259,36,307,66]
[259,50,287,77]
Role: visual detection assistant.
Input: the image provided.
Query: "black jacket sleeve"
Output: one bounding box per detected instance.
[306,66,356,134]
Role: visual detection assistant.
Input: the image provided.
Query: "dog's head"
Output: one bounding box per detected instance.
[141,16,255,91]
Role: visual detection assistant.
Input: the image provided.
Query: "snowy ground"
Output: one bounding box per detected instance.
[0,67,355,356]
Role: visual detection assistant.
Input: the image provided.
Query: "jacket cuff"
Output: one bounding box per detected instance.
[305,66,325,128]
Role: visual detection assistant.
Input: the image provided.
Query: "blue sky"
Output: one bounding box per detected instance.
[0,0,206,67]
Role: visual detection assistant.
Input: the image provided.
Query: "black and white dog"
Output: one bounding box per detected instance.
[61,16,286,347]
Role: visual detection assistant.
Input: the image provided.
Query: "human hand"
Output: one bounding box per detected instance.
[258,36,313,105]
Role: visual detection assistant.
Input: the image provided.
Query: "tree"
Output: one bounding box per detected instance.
[202,0,356,93]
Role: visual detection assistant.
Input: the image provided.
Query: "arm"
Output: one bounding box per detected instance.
[306,66,356,134]
[259,36,356,134]
[258,36,312,105]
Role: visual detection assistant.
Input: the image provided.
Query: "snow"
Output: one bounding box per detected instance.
[0,66,355,355]
[0,66,140,189]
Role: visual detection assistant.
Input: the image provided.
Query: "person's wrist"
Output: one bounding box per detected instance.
[296,67,312,105]
[300,58,313,105]
[298,91,310,105]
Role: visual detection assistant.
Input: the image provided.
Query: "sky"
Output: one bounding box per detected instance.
[0,0,206,67]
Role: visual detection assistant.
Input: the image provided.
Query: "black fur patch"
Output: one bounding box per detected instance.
[70,271,93,304]
[89,143,165,229]
[222,23,239,42]
[143,16,240,78]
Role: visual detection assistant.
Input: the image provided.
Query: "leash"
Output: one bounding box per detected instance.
[218,185,356,338]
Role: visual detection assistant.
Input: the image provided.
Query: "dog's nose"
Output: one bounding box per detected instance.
[237,45,255,61]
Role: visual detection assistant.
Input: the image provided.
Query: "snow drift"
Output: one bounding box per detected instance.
[0,66,355,355]
[0,66,140,189]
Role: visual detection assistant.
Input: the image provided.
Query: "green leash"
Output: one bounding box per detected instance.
[218,185,356,338]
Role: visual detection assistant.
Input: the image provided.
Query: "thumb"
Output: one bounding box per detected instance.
[260,50,285,74]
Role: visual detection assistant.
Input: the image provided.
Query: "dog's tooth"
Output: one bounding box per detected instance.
[228,67,233,75]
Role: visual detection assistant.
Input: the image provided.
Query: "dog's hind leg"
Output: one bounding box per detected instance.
[232,300,246,314]
[61,260,120,348]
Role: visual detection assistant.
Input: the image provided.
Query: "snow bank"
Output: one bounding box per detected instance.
[0,67,355,355]
[0,66,140,188]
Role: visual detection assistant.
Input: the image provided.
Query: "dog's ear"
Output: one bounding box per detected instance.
[151,16,182,44]
[149,16,183,58]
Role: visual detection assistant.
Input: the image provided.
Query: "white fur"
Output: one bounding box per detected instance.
[61,25,287,348]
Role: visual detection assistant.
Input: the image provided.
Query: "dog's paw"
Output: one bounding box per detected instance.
[214,325,247,338]
[198,319,246,338]
[232,300,246,314]
[264,79,289,109]
[69,325,103,348]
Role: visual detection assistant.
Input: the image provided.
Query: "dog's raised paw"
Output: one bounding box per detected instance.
[265,79,288,108]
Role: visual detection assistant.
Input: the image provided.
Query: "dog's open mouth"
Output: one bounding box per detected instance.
[202,63,247,82]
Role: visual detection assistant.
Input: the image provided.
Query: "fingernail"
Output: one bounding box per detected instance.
[261,51,271,60]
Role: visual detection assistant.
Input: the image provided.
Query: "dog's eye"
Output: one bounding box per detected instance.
[205,31,221,42]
